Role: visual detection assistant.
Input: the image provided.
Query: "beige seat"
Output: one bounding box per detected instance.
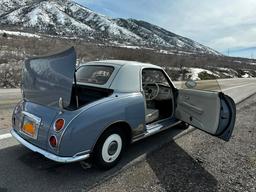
[145,108,159,124]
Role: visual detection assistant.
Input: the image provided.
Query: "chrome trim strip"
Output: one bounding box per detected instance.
[131,121,182,143]
[11,129,90,163]
[53,118,66,133]
[20,111,41,139]
[48,135,58,150]
[22,111,41,124]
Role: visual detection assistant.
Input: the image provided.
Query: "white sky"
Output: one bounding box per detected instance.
[74,0,256,57]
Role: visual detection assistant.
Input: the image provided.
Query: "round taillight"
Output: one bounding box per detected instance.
[49,136,57,148]
[55,118,65,132]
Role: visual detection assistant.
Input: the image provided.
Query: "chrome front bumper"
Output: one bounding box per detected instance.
[10,129,90,163]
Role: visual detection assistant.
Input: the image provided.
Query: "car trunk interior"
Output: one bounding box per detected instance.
[67,84,113,110]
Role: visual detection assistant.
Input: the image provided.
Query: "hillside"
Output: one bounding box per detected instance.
[0,0,256,88]
[0,0,220,55]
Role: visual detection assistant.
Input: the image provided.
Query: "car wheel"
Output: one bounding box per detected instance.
[93,129,125,170]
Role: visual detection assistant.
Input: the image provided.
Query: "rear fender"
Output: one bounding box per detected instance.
[58,93,145,157]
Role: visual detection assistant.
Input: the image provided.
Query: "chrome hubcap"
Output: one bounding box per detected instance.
[108,141,118,155]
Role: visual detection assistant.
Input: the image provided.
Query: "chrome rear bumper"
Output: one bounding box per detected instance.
[10,129,90,163]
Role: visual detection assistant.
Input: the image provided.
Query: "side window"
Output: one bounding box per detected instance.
[142,69,170,87]
[76,65,114,85]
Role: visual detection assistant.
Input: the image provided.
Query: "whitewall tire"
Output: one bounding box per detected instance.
[101,134,122,163]
[93,129,126,169]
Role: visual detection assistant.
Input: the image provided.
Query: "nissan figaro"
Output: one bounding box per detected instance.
[11,47,236,169]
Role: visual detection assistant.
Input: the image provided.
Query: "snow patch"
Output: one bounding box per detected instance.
[242,73,250,78]
[0,30,40,38]
[118,45,141,49]
[187,68,218,80]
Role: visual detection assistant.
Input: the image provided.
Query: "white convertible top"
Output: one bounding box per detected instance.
[81,60,163,93]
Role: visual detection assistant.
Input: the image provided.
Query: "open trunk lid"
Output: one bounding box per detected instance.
[22,47,76,109]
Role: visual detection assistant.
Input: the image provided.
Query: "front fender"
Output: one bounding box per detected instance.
[59,92,145,157]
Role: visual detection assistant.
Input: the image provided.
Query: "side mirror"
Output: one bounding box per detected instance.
[185,79,197,89]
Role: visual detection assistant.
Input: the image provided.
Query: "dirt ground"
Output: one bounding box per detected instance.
[0,88,21,132]
[0,107,13,132]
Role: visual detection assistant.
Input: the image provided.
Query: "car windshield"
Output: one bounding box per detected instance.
[142,69,170,87]
[76,65,114,85]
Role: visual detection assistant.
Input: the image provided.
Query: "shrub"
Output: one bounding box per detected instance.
[2,33,7,38]
[198,72,217,80]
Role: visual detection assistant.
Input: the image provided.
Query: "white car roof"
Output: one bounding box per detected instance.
[80,60,163,93]
[95,60,162,69]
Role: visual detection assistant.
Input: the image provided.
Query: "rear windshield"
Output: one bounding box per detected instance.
[76,65,114,85]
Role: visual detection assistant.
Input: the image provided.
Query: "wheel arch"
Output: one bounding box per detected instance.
[92,121,132,153]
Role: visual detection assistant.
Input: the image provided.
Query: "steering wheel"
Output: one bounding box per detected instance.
[143,83,160,101]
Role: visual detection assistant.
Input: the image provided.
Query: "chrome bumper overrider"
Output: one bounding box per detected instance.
[10,129,90,163]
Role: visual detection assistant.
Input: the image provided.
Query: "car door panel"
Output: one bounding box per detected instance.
[175,89,236,141]
[180,101,204,115]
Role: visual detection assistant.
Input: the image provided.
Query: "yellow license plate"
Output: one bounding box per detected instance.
[22,119,36,138]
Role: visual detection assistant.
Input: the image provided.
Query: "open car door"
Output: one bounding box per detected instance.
[175,82,236,141]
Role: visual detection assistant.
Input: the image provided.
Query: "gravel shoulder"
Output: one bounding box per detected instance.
[0,108,13,133]
[0,88,21,132]
[89,94,256,192]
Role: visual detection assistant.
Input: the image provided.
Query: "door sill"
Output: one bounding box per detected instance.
[132,120,181,143]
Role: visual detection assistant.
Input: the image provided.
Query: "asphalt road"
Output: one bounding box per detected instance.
[0,89,21,108]
[0,78,256,192]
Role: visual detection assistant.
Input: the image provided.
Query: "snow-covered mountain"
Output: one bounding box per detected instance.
[0,0,221,55]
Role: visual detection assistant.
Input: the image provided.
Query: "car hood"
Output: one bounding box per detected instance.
[22,47,76,109]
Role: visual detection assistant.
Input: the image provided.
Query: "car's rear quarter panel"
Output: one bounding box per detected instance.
[59,92,145,157]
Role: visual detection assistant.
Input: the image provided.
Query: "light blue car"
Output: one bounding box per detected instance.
[11,47,236,169]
